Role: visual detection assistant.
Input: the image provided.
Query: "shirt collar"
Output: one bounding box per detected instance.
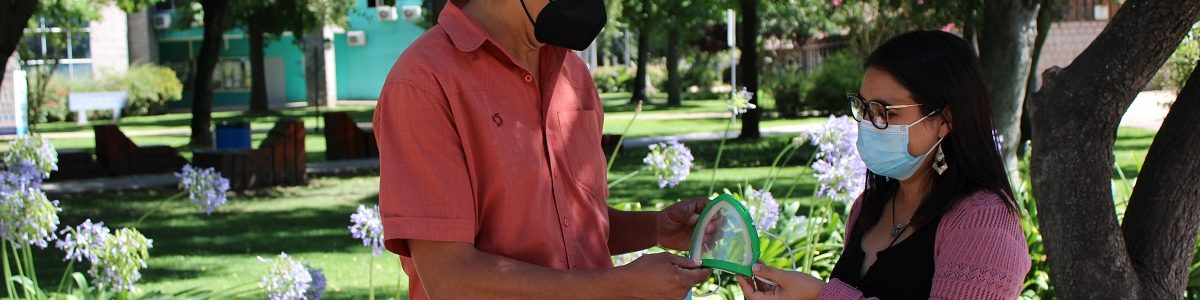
[438,3,488,53]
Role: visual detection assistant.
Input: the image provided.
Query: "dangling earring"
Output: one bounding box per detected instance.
[933,141,948,175]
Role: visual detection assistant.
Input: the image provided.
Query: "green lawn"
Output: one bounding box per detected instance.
[4,92,1158,298]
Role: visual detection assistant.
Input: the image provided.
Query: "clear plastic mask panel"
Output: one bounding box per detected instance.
[689,195,759,277]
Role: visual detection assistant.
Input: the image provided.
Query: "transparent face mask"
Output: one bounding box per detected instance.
[689,194,760,278]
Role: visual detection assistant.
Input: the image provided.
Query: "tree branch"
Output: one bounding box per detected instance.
[1027,0,1200,298]
[1121,61,1200,299]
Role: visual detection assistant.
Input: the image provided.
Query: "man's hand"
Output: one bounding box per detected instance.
[611,253,712,299]
[656,198,710,251]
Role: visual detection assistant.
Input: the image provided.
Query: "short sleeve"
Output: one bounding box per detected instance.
[373,80,477,257]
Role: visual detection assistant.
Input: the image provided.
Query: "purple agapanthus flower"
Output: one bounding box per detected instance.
[747,188,780,232]
[56,219,110,263]
[801,116,866,202]
[643,139,694,189]
[258,252,312,300]
[305,265,326,300]
[175,165,231,215]
[349,204,384,256]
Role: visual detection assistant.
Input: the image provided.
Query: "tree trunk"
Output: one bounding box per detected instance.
[1019,0,1056,157]
[1120,62,1200,300]
[1027,0,1200,298]
[979,0,1038,190]
[248,14,269,113]
[737,0,760,139]
[190,0,229,148]
[631,0,650,105]
[665,1,681,107]
[0,0,38,89]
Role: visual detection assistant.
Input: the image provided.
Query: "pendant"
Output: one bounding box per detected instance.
[890,224,906,237]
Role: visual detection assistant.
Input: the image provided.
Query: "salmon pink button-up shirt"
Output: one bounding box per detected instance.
[372,3,613,299]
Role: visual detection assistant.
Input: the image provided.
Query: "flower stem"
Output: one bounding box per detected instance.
[368,255,375,300]
[607,168,644,189]
[2,240,16,300]
[403,256,408,300]
[607,101,643,173]
[7,242,27,300]
[54,259,74,295]
[133,192,186,227]
[763,144,797,191]
[707,118,735,196]
[21,247,37,298]
[783,152,819,201]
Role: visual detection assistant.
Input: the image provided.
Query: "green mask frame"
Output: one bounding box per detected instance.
[688,193,761,278]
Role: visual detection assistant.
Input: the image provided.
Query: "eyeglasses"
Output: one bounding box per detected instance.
[848,93,939,130]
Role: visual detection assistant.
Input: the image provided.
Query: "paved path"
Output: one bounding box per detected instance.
[43,158,381,194]
[1119,90,1175,131]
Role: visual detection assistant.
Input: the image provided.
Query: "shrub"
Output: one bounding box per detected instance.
[802,51,862,115]
[592,65,633,93]
[767,66,810,118]
[79,64,184,117]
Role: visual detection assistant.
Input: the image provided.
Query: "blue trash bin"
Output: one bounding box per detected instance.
[215,121,251,150]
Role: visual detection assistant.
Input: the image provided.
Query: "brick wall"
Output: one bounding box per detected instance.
[88,4,130,77]
[1035,21,1108,84]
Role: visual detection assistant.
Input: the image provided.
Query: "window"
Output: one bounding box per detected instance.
[163,57,252,92]
[19,17,92,80]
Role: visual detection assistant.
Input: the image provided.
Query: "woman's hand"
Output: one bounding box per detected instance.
[737,264,826,300]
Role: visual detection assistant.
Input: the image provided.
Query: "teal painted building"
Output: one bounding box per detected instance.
[150,0,425,108]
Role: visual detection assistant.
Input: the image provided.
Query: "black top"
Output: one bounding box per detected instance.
[829,215,943,299]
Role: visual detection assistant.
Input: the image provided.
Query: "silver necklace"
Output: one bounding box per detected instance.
[890,198,910,238]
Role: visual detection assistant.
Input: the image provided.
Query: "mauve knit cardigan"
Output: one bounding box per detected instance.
[817,191,1031,300]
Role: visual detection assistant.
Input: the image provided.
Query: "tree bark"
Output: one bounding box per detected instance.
[1019,0,1056,157]
[0,0,38,89]
[1120,62,1200,300]
[630,0,650,105]
[979,0,1038,190]
[190,0,229,147]
[1027,0,1200,298]
[248,13,269,113]
[737,0,760,139]
[665,0,681,107]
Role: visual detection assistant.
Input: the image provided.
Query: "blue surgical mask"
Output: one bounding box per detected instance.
[856,113,943,180]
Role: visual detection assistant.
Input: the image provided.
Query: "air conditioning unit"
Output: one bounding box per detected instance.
[347,31,366,47]
[377,6,399,21]
[401,5,422,21]
[1094,5,1110,20]
[152,13,171,29]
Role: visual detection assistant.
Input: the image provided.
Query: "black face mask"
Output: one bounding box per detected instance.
[519,0,607,51]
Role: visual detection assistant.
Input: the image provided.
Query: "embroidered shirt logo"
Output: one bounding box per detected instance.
[492,113,504,127]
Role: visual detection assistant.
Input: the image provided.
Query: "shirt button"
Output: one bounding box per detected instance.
[563,219,570,227]
[524,74,534,83]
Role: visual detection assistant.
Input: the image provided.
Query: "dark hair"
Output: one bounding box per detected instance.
[852,30,1017,238]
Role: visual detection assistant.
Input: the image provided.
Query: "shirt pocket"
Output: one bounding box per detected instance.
[556,109,607,202]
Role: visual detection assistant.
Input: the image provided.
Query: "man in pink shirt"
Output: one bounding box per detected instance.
[373,0,712,298]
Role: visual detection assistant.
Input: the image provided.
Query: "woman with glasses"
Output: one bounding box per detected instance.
[738,30,1030,300]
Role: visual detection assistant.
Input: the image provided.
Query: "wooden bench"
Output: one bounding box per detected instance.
[93,125,188,176]
[48,149,108,181]
[323,112,377,161]
[193,119,307,191]
[69,92,127,124]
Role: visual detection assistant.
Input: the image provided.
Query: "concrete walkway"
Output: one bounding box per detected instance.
[43,158,381,194]
[1120,90,1175,131]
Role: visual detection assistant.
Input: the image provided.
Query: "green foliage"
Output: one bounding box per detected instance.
[24,72,71,124]
[1157,22,1200,92]
[69,64,184,117]
[802,51,861,115]
[593,65,635,93]
[766,66,809,118]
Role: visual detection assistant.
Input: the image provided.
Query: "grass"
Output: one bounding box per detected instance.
[35,175,406,299]
[2,91,1158,298]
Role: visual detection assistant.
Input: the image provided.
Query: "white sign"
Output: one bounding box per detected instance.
[0,69,28,136]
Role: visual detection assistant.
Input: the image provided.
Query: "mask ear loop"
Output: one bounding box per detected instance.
[518,0,537,25]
